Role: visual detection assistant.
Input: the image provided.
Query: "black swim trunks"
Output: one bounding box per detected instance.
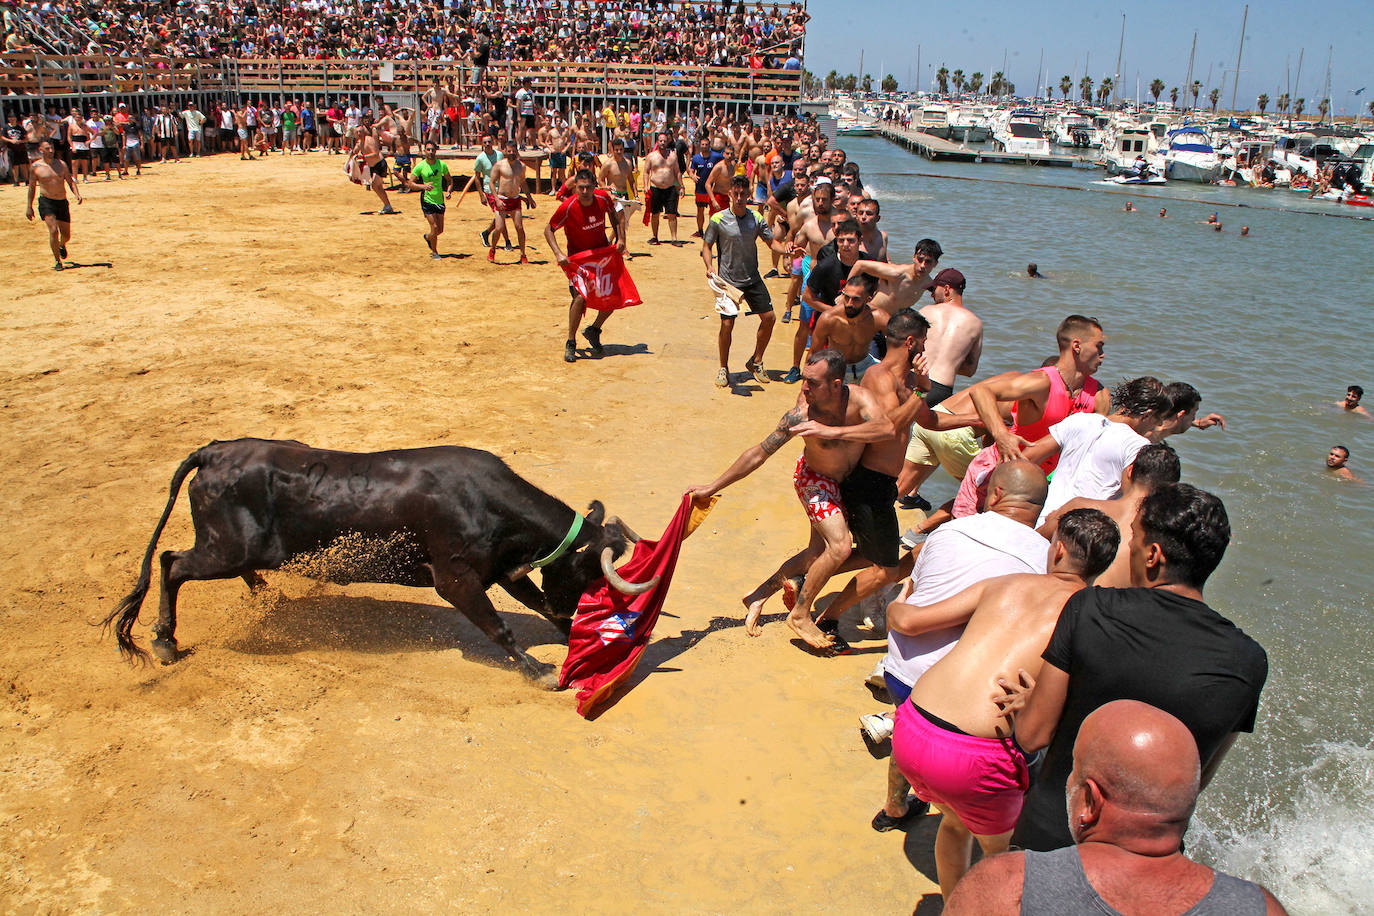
[926,380,955,406]
[370,159,389,178]
[37,196,71,223]
[839,464,900,568]
[649,185,679,216]
[420,199,445,215]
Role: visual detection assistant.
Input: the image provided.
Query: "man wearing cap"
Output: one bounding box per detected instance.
[919,268,981,406]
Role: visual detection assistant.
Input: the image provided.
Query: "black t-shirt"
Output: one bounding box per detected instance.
[805,246,873,307]
[474,37,491,66]
[1013,586,1268,852]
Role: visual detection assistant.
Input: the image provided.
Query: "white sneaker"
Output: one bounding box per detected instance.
[864,660,886,690]
[860,712,895,746]
[715,367,730,387]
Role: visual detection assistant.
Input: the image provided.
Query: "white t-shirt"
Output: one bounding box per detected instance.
[86,118,104,147]
[883,512,1050,687]
[182,108,206,133]
[1037,413,1150,527]
[345,106,362,129]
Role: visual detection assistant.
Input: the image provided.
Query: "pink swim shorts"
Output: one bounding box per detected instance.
[793,455,844,524]
[893,700,1029,836]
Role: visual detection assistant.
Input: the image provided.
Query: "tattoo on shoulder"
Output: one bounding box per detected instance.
[761,407,804,455]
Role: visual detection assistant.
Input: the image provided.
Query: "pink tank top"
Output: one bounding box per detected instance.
[1010,366,1101,473]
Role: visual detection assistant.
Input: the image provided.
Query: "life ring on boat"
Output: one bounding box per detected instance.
[1343,194,1373,207]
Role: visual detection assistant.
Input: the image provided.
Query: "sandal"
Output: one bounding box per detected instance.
[871,797,930,833]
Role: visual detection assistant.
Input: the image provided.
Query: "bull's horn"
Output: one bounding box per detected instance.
[600,547,659,595]
[604,516,643,543]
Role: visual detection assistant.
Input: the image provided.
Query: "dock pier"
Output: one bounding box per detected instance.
[871,124,1100,169]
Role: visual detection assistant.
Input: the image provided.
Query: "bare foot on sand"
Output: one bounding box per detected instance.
[786,608,835,650]
[742,598,766,636]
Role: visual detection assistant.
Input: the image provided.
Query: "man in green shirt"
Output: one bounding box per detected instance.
[404,142,453,259]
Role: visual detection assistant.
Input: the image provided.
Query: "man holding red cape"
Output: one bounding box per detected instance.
[544,167,641,363]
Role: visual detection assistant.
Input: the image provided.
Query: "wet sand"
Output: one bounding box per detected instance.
[0,153,942,913]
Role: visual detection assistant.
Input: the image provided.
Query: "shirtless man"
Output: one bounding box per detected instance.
[488,136,536,262]
[1339,384,1370,418]
[854,198,888,262]
[642,132,684,244]
[599,137,638,241]
[848,238,941,327]
[811,273,880,381]
[391,107,417,190]
[888,508,1119,900]
[919,268,982,406]
[704,144,737,213]
[350,118,396,215]
[782,182,839,382]
[1036,444,1180,586]
[1327,446,1362,481]
[547,119,571,196]
[780,169,813,323]
[63,107,91,182]
[233,104,253,160]
[687,348,894,650]
[25,140,82,271]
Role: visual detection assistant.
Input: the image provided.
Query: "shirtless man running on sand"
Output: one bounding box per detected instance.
[25,139,82,271]
[919,268,982,406]
[687,348,894,650]
[351,118,397,215]
[888,507,1119,901]
[488,136,536,262]
[811,272,880,381]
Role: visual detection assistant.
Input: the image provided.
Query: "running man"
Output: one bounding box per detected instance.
[25,139,82,271]
[487,137,535,262]
[700,174,798,387]
[350,118,396,214]
[919,268,982,406]
[599,137,638,242]
[687,348,894,650]
[404,141,452,259]
[544,168,628,363]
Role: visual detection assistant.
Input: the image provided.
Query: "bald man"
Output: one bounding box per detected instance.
[888,508,1120,901]
[945,700,1287,914]
[868,460,1050,833]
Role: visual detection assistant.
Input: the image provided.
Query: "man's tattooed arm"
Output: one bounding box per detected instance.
[761,407,805,455]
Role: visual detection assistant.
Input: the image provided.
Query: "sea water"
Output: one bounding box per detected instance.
[832,133,1374,912]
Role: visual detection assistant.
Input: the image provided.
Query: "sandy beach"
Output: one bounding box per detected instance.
[0,153,943,913]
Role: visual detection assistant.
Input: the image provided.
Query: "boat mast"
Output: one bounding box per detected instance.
[1229,4,1248,112]
[1183,33,1196,112]
[1293,47,1304,122]
[1113,13,1125,106]
[1036,47,1044,100]
[1322,45,1332,124]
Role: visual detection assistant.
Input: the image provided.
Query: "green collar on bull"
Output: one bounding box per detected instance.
[530,512,585,569]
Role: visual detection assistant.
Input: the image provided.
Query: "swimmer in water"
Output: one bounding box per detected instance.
[1339,385,1370,418]
[1213,222,1223,232]
[1123,201,1135,212]
[1158,207,1167,217]
[1206,212,1218,224]
[1326,445,1362,481]
[1027,263,1044,279]
[1241,226,1250,236]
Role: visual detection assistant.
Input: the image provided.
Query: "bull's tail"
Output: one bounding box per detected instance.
[101,449,203,664]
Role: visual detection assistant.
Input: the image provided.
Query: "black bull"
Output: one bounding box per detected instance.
[105,439,658,686]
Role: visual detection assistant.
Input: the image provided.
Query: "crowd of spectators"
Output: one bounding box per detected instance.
[5,0,807,69]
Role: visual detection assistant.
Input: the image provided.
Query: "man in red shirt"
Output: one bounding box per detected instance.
[544,168,629,363]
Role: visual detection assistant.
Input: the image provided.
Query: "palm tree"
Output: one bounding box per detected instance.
[990,71,1007,96]
[824,69,838,91]
[1368,100,1374,119]
[1098,77,1114,106]
[1257,93,1269,115]
[1079,75,1094,103]
[1150,79,1165,106]
[1317,98,1330,123]
[1060,75,1072,100]
[861,73,873,93]
[1294,97,1305,120]
[1209,88,1220,113]
[936,66,949,95]
[952,68,964,97]
[881,74,898,93]
[1190,80,1201,109]
[1277,92,1290,125]
[968,72,983,95]
[1170,86,1179,107]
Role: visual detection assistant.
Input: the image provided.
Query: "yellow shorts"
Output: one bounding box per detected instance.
[905,404,980,477]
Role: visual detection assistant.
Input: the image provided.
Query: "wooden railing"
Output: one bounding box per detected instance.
[0,51,231,98]
[0,53,801,107]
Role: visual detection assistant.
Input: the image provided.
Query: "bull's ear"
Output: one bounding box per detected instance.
[585,500,606,525]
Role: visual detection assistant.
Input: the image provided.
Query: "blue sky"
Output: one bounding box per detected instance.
[803,1,1374,115]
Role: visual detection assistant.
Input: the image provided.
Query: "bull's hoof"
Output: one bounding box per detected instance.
[150,637,180,665]
[534,670,563,691]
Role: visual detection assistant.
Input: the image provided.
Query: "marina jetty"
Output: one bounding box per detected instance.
[871,121,1097,168]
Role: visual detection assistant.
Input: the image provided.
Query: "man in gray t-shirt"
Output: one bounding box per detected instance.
[701,175,797,388]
